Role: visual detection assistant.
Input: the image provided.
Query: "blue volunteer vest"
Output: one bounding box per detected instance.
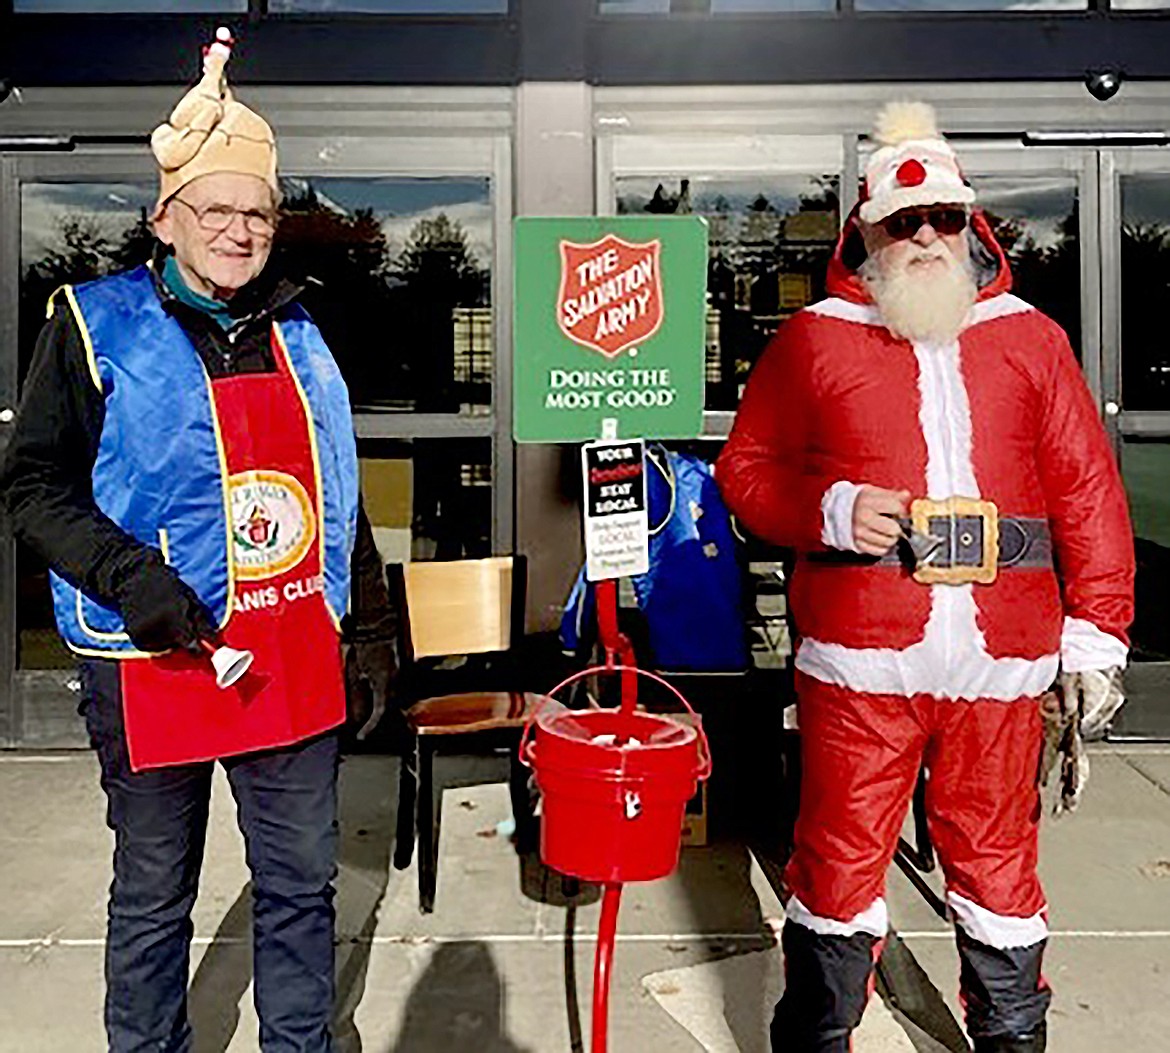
[50,265,359,657]
[561,447,750,672]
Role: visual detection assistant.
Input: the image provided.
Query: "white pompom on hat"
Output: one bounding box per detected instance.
[151,27,278,212]
[858,101,975,225]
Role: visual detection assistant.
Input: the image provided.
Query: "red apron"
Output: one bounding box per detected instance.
[121,328,346,771]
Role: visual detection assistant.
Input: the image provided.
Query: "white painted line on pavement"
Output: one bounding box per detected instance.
[4,929,1170,950]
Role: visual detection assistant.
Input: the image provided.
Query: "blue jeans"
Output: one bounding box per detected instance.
[80,660,340,1053]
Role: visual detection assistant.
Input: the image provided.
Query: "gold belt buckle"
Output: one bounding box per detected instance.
[910,497,999,586]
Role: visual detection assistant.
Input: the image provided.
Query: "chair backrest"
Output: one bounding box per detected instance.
[398,556,525,661]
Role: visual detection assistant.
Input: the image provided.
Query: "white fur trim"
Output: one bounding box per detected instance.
[948,891,1048,950]
[966,293,1033,328]
[914,339,978,499]
[805,298,883,326]
[821,480,864,553]
[787,895,889,939]
[861,138,975,224]
[1061,616,1129,674]
[860,183,976,225]
[796,587,1060,701]
[795,335,1060,701]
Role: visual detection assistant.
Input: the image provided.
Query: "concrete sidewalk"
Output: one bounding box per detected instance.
[1,746,1168,1051]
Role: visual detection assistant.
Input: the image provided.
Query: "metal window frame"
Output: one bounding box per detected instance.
[1103,146,1170,438]
[5,2,1170,87]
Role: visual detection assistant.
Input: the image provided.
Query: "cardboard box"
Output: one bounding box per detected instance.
[681,779,708,848]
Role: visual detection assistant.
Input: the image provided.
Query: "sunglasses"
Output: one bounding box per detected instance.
[882,208,969,241]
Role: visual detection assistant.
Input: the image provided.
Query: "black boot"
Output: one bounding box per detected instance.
[973,1022,1047,1052]
[770,920,878,1052]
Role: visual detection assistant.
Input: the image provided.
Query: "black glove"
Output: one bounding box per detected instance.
[114,554,218,654]
[344,634,398,740]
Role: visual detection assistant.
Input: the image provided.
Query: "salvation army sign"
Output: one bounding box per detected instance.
[558,235,663,359]
[514,217,707,443]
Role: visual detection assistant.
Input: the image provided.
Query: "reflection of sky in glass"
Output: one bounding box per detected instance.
[283,175,493,269]
[15,1,245,10]
[271,0,506,11]
[617,175,837,218]
[22,177,494,273]
[856,0,1084,9]
[600,1,831,10]
[1121,176,1170,230]
[1112,0,1170,7]
[602,0,1083,8]
[975,176,1076,251]
[21,183,156,267]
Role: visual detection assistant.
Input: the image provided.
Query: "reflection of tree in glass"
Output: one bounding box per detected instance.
[618,175,839,409]
[393,211,490,412]
[981,203,1081,359]
[277,187,489,411]
[275,182,405,406]
[397,212,488,302]
[19,211,153,384]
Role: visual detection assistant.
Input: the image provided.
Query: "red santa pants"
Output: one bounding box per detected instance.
[785,671,1047,934]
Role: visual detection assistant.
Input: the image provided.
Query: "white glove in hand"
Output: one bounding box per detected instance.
[1046,666,1125,817]
[1061,666,1126,742]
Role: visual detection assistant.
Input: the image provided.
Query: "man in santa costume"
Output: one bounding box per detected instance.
[1,29,396,1052]
[717,102,1134,1053]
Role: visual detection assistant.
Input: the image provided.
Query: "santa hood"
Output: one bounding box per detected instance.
[824,202,1013,307]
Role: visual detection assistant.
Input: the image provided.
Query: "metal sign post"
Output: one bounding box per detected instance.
[514,215,708,1052]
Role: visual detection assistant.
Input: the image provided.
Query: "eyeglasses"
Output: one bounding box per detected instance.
[171,198,278,237]
[882,208,969,242]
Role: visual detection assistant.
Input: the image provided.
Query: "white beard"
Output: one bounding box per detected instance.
[862,250,978,345]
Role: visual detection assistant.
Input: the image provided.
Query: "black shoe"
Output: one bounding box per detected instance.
[973,1023,1047,1053]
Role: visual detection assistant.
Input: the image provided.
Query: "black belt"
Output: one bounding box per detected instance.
[808,505,1052,586]
[879,515,1053,570]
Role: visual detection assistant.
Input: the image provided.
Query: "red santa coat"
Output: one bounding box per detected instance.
[718,211,1134,700]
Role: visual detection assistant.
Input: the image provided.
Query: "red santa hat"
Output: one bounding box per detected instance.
[859,101,975,225]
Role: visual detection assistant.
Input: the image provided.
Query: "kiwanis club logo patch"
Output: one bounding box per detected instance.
[229,470,316,580]
[557,235,664,358]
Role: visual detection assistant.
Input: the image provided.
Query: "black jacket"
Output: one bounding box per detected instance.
[0,253,396,647]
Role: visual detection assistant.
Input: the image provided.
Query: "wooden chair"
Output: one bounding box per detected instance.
[390,555,542,914]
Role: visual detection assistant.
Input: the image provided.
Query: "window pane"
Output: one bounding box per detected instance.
[617,174,840,410]
[1120,175,1170,410]
[15,1,245,10]
[271,0,507,11]
[358,438,493,562]
[600,1,833,12]
[1122,440,1170,665]
[976,175,1081,357]
[857,0,1084,9]
[19,181,158,671]
[1112,0,1170,8]
[276,175,493,413]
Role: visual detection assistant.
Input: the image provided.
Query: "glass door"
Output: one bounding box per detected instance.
[597,129,845,674]
[2,151,157,747]
[955,141,1099,389]
[0,125,513,748]
[1101,149,1170,739]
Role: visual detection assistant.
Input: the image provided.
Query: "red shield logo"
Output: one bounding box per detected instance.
[557,235,664,358]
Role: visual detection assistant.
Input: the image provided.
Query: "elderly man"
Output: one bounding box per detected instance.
[0,30,395,1052]
[718,102,1134,1053]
